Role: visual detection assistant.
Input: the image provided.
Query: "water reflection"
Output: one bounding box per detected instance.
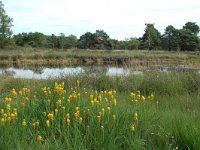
[0,64,199,79]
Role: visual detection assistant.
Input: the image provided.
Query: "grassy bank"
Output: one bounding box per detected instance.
[0,48,200,67]
[0,72,200,149]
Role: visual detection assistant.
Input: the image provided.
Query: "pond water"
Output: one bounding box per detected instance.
[0,65,199,79]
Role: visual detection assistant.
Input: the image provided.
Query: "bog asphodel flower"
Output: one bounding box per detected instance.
[22,119,27,126]
[48,113,54,120]
[66,118,70,126]
[36,135,43,142]
[107,107,111,113]
[97,115,101,123]
[131,124,135,131]
[134,112,138,122]
[1,118,5,125]
[79,117,83,124]
[46,120,50,127]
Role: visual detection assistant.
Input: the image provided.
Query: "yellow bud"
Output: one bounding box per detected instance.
[134,112,138,121]
[66,118,70,126]
[66,113,70,119]
[55,109,58,115]
[42,112,46,116]
[1,118,5,125]
[131,124,135,131]
[36,135,43,142]
[46,120,50,127]
[7,116,11,124]
[79,117,83,124]
[97,115,101,123]
[48,113,54,120]
[107,107,111,113]
[22,119,27,126]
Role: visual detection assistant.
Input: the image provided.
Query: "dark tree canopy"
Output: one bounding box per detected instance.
[0,1,13,48]
[161,25,180,51]
[141,24,161,50]
[183,22,200,35]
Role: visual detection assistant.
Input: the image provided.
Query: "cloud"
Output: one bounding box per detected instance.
[3,0,200,40]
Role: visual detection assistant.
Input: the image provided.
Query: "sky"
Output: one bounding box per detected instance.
[3,0,200,40]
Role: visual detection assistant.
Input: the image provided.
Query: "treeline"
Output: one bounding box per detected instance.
[0,1,200,51]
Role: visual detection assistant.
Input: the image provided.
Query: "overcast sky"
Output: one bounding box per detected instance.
[3,0,200,40]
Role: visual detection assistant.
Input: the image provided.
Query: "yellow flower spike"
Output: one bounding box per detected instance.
[3,113,7,118]
[11,113,15,118]
[62,107,65,114]
[91,100,94,106]
[104,90,107,95]
[13,108,17,113]
[101,108,105,117]
[42,112,47,116]
[11,88,18,99]
[74,112,79,120]
[1,109,4,116]
[79,117,83,124]
[112,115,116,122]
[48,113,54,120]
[141,96,145,102]
[113,99,117,107]
[46,120,50,127]
[78,93,81,99]
[107,107,111,113]
[75,107,80,111]
[55,109,58,115]
[36,135,43,142]
[66,118,70,126]
[97,115,101,123]
[130,92,135,98]
[66,113,70,119]
[22,119,27,126]
[57,99,62,106]
[7,117,11,124]
[32,123,37,129]
[134,112,138,122]
[131,124,135,132]
[1,118,5,125]
[101,125,104,130]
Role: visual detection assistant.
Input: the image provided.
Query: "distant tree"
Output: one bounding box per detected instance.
[28,32,47,47]
[93,30,112,49]
[140,24,161,50]
[14,32,47,47]
[64,35,77,49]
[47,34,58,48]
[110,39,121,49]
[0,1,14,48]
[77,32,95,49]
[183,22,200,36]
[179,29,199,51]
[58,33,65,49]
[124,38,140,50]
[77,30,112,50]
[161,25,180,51]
